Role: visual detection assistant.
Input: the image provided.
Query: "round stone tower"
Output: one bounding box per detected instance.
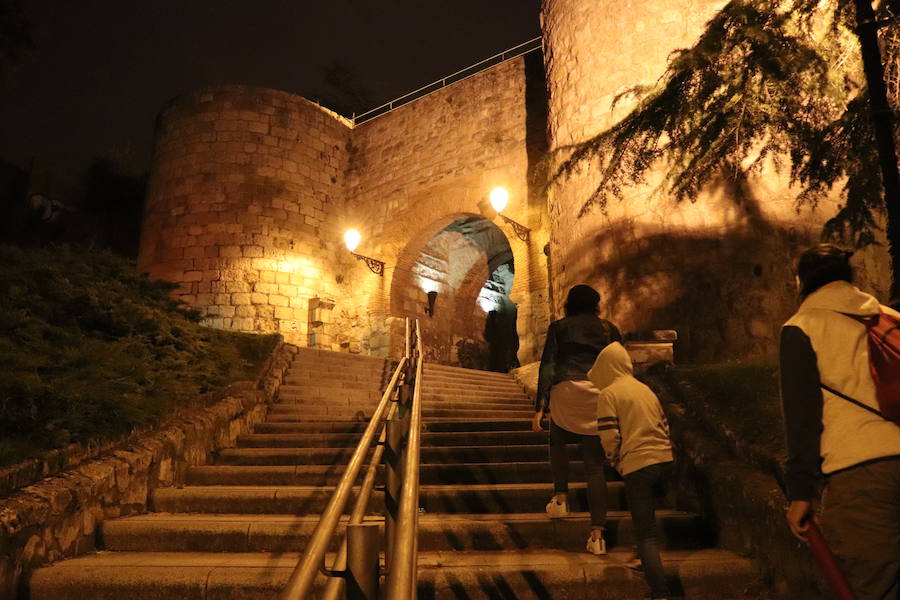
[539,0,877,360]
[138,85,353,341]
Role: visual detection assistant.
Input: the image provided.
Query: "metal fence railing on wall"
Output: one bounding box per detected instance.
[352,36,543,125]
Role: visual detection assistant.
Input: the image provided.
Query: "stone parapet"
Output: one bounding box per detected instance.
[0,341,297,600]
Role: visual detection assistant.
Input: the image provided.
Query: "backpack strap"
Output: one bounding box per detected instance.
[820,382,885,418]
[818,310,888,419]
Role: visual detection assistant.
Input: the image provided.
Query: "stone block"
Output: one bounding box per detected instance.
[231,293,251,305]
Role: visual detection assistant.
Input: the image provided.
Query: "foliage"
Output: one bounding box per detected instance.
[0,0,30,84]
[551,0,900,248]
[0,245,277,466]
[678,360,784,460]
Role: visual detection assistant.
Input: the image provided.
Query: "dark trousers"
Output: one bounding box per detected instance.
[623,461,673,600]
[549,421,607,527]
[823,458,900,600]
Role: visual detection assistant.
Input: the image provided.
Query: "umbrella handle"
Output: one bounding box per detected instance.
[805,521,857,600]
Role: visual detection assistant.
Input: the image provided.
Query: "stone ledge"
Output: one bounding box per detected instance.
[0,340,297,600]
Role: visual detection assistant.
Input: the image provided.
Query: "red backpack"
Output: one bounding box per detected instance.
[821,311,900,424]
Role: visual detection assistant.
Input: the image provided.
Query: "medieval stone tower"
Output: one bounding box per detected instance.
[138,0,891,365]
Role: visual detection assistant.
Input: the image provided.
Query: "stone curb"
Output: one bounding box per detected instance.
[0,340,298,600]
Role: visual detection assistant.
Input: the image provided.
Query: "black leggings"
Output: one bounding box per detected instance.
[549,420,608,527]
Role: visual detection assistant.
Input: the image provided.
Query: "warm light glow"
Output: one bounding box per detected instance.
[418,276,440,294]
[489,187,509,213]
[477,295,499,313]
[344,229,361,252]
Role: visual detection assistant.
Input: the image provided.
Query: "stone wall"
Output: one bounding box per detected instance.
[138,86,352,346]
[0,342,296,600]
[140,56,553,365]
[540,0,891,361]
[345,54,552,364]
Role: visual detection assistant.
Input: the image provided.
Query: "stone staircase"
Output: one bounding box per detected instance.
[30,349,765,599]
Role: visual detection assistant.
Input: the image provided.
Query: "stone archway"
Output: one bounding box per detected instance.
[388,213,518,369]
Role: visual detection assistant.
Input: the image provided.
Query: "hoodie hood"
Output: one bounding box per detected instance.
[799,280,881,316]
[588,341,633,390]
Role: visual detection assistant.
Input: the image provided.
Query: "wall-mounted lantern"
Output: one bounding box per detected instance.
[425,290,438,317]
[489,187,531,242]
[344,229,385,276]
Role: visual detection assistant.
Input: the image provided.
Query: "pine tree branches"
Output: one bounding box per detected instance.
[552,0,898,247]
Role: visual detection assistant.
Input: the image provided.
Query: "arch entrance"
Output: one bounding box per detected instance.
[390,214,519,370]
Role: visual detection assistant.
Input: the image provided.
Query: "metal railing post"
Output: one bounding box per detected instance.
[345,522,380,600]
[384,416,404,571]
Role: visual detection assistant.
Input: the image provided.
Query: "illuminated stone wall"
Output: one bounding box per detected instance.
[139,59,552,364]
[541,0,891,360]
[345,55,552,364]
[138,86,352,346]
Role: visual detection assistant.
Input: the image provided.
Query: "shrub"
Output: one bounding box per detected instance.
[0,245,277,466]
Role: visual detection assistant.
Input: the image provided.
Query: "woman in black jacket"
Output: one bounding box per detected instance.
[533,284,622,554]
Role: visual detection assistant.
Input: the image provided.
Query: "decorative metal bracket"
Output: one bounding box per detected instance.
[352,252,385,276]
[499,213,531,242]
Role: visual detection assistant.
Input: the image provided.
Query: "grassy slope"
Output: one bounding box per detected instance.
[676,360,785,465]
[0,245,277,466]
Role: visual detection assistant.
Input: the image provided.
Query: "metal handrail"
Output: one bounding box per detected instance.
[353,36,543,124]
[280,353,408,599]
[384,323,424,598]
[321,401,398,600]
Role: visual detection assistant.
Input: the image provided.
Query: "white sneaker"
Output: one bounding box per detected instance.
[545,497,569,518]
[586,532,607,555]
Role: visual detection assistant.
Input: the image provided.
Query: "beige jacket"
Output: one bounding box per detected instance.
[588,342,673,476]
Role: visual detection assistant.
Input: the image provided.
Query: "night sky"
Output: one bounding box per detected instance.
[1,0,541,175]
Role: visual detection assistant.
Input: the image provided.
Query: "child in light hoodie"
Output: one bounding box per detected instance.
[588,342,674,600]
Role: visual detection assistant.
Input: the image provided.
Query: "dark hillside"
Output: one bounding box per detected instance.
[0,245,277,466]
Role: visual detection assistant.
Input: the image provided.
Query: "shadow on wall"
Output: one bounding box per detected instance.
[559,221,815,363]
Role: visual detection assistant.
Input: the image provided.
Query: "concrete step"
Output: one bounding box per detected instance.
[421,390,529,400]
[283,369,383,382]
[267,404,380,417]
[423,419,532,432]
[270,397,530,411]
[278,380,378,392]
[262,408,535,422]
[30,549,764,600]
[100,510,707,553]
[268,400,529,416]
[235,430,546,448]
[421,372,519,386]
[186,461,616,486]
[262,413,374,423]
[216,445,582,466]
[253,418,535,434]
[424,364,513,378]
[150,482,629,515]
[285,364,384,378]
[252,421,368,434]
[416,549,765,600]
[420,380,526,393]
[421,371,521,384]
[277,388,377,402]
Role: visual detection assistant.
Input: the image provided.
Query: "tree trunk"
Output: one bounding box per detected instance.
[852,0,900,300]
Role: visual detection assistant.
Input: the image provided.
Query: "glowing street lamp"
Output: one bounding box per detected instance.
[489,187,509,213]
[344,228,385,275]
[489,186,530,242]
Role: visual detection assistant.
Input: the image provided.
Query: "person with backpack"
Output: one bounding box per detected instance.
[588,341,674,600]
[781,243,900,600]
[532,284,622,555]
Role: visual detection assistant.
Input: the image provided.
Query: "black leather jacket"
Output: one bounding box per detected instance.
[535,314,622,411]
